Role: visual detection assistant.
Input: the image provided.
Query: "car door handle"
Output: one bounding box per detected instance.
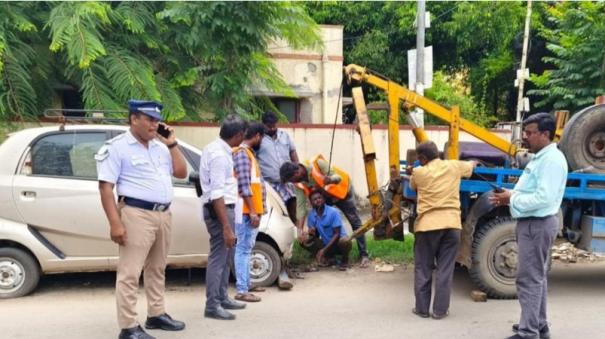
[21,191,37,200]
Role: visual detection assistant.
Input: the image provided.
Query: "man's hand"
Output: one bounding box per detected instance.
[297,228,307,243]
[224,227,236,248]
[110,222,127,245]
[157,123,177,145]
[323,176,333,185]
[250,213,261,228]
[488,189,512,207]
[315,248,325,265]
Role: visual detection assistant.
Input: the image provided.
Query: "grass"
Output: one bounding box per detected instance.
[290,233,415,266]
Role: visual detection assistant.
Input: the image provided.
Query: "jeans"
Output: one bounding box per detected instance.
[234,215,259,294]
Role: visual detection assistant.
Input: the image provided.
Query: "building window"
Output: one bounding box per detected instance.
[271,98,300,123]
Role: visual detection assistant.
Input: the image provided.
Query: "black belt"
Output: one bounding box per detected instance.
[518,214,555,221]
[119,196,170,212]
[203,203,235,209]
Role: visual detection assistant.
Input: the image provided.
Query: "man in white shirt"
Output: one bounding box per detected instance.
[199,115,247,320]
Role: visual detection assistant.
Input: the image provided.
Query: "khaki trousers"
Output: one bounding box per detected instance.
[116,205,172,329]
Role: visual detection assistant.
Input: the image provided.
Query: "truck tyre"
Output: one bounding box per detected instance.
[559,104,605,173]
[0,248,40,299]
[249,241,281,287]
[470,218,517,299]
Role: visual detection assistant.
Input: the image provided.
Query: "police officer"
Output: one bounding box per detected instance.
[97,100,188,339]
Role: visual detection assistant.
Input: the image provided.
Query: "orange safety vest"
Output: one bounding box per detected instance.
[233,146,264,215]
[295,154,350,200]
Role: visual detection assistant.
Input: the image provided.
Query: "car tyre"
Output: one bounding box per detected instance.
[0,248,40,299]
[249,241,281,287]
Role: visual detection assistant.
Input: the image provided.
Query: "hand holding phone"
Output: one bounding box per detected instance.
[157,124,172,139]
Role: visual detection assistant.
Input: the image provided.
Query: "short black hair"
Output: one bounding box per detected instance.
[416,141,439,162]
[523,112,556,141]
[309,189,324,200]
[262,111,278,125]
[245,122,266,139]
[280,162,300,183]
[219,114,247,140]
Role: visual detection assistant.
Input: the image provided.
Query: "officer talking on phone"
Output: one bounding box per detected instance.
[97,100,188,339]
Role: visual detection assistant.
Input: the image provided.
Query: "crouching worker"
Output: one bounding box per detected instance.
[301,190,352,271]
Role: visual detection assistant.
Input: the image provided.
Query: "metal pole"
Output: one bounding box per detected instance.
[415,0,426,128]
[514,0,532,139]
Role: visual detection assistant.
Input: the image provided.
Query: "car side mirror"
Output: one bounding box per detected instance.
[189,171,203,197]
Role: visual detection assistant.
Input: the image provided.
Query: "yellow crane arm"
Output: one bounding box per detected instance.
[344,64,517,157]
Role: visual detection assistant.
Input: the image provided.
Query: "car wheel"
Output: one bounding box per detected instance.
[249,241,281,287]
[0,248,40,299]
[469,218,518,299]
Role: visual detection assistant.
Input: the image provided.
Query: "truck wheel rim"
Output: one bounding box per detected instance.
[489,238,518,281]
[249,251,272,281]
[0,258,25,294]
[587,131,605,159]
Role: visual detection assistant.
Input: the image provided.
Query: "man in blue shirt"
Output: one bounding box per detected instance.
[490,113,567,339]
[256,111,299,224]
[301,190,352,270]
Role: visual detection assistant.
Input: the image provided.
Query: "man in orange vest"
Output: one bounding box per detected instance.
[280,155,370,268]
[233,122,267,303]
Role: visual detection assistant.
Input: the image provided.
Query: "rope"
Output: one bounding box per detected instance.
[327,80,345,174]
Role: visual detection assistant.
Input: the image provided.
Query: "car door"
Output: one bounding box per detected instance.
[11,130,116,268]
[164,144,208,266]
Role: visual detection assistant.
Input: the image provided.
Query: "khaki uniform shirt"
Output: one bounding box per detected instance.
[410,159,474,232]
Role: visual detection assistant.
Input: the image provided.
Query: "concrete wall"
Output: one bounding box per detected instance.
[173,124,512,201]
[267,25,343,124]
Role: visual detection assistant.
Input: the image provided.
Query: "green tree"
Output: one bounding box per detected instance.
[0,1,321,122]
[306,1,529,124]
[528,2,605,112]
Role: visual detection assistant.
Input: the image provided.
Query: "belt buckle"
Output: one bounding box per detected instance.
[155,204,167,212]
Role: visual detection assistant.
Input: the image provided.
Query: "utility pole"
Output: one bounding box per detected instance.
[514,0,532,141]
[414,0,426,128]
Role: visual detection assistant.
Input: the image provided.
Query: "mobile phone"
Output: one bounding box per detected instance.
[157,124,171,138]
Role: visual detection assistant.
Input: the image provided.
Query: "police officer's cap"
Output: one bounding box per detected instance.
[128,99,163,121]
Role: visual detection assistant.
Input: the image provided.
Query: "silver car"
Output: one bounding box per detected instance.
[0,125,296,298]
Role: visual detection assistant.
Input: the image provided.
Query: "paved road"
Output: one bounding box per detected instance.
[3,261,605,339]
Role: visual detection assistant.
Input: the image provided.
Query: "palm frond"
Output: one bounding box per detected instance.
[155,73,185,121]
[47,2,110,68]
[0,36,38,120]
[103,46,161,103]
[78,64,121,111]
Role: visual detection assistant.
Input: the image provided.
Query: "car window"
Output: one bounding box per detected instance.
[30,132,106,179]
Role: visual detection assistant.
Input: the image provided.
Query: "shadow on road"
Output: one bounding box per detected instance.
[36,268,208,295]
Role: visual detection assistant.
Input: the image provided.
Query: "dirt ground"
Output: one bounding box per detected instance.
[2,261,605,339]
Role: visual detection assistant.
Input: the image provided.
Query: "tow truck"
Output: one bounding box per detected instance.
[343,64,605,298]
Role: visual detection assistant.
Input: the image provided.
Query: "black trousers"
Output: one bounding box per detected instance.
[413,228,461,316]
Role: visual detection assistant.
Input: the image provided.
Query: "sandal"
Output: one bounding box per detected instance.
[234,293,261,302]
[359,256,371,268]
[249,286,266,292]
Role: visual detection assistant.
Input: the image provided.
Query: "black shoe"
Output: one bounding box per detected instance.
[221,298,246,310]
[145,313,185,331]
[412,308,429,318]
[431,311,449,320]
[505,335,538,339]
[204,307,236,320]
[512,324,550,339]
[118,325,155,339]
